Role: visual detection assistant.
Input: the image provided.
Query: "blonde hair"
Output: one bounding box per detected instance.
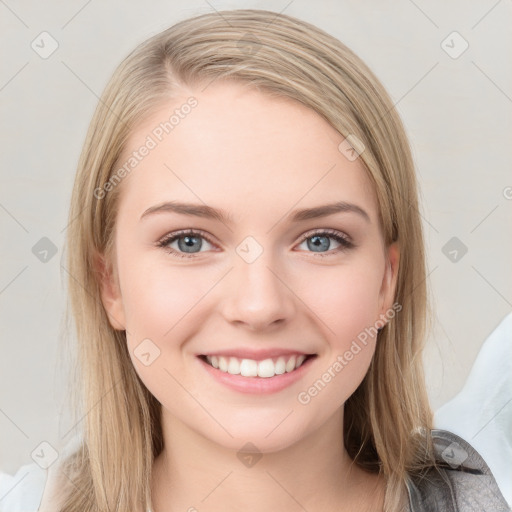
[61,9,436,511]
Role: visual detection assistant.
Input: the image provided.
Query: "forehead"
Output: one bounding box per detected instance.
[116,81,378,224]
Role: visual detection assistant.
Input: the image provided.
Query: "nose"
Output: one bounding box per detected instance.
[220,251,296,331]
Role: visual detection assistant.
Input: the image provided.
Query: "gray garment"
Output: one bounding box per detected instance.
[406,429,511,511]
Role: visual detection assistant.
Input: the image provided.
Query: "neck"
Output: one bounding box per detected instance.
[151,407,384,512]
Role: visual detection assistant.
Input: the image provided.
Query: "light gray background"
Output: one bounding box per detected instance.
[1,0,511,474]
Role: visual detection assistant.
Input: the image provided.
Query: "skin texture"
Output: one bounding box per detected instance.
[99,81,399,512]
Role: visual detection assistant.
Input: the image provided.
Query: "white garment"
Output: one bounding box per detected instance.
[2,313,511,510]
[434,311,512,508]
[0,462,46,512]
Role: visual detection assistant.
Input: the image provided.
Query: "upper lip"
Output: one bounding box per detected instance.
[198,349,315,361]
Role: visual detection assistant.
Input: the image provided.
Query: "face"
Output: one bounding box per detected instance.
[99,81,399,453]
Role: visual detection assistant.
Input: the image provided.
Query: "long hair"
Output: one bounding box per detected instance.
[60,9,435,511]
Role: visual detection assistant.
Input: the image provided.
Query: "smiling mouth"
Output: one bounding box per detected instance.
[198,354,317,378]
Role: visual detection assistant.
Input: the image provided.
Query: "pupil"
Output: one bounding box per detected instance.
[179,235,202,253]
[308,235,329,252]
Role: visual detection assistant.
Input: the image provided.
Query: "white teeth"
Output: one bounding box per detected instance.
[204,354,309,378]
[257,359,275,378]
[218,356,228,372]
[240,358,258,377]
[274,357,286,375]
[227,357,240,375]
[285,355,296,373]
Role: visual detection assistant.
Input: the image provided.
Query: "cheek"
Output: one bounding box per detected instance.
[118,259,218,404]
[120,261,217,342]
[295,264,382,410]
[295,258,383,346]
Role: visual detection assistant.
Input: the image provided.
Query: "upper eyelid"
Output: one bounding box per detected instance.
[297,228,351,242]
[160,228,213,241]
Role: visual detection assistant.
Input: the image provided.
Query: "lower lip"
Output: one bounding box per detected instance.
[197,355,316,394]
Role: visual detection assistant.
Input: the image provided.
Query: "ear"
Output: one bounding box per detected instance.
[377,241,400,320]
[94,250,126,330]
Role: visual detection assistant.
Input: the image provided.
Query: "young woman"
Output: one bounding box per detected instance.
[8,8,508,512]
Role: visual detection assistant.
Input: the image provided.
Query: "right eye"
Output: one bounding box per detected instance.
[157,229,217,258]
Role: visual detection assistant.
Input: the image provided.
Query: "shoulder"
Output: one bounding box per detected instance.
[0,462,47,511]
[0,451,72,512]
[434,312,512,506]
[406,429,511,512]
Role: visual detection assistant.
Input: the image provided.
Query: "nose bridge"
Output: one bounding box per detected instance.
[221,237,295,329]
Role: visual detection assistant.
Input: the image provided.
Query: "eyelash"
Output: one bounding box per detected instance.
[156,228,355,259]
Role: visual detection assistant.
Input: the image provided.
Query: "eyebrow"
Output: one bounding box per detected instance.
[140,200,371,224]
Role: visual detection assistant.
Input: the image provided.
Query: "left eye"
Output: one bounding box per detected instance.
[296,231,354,254]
